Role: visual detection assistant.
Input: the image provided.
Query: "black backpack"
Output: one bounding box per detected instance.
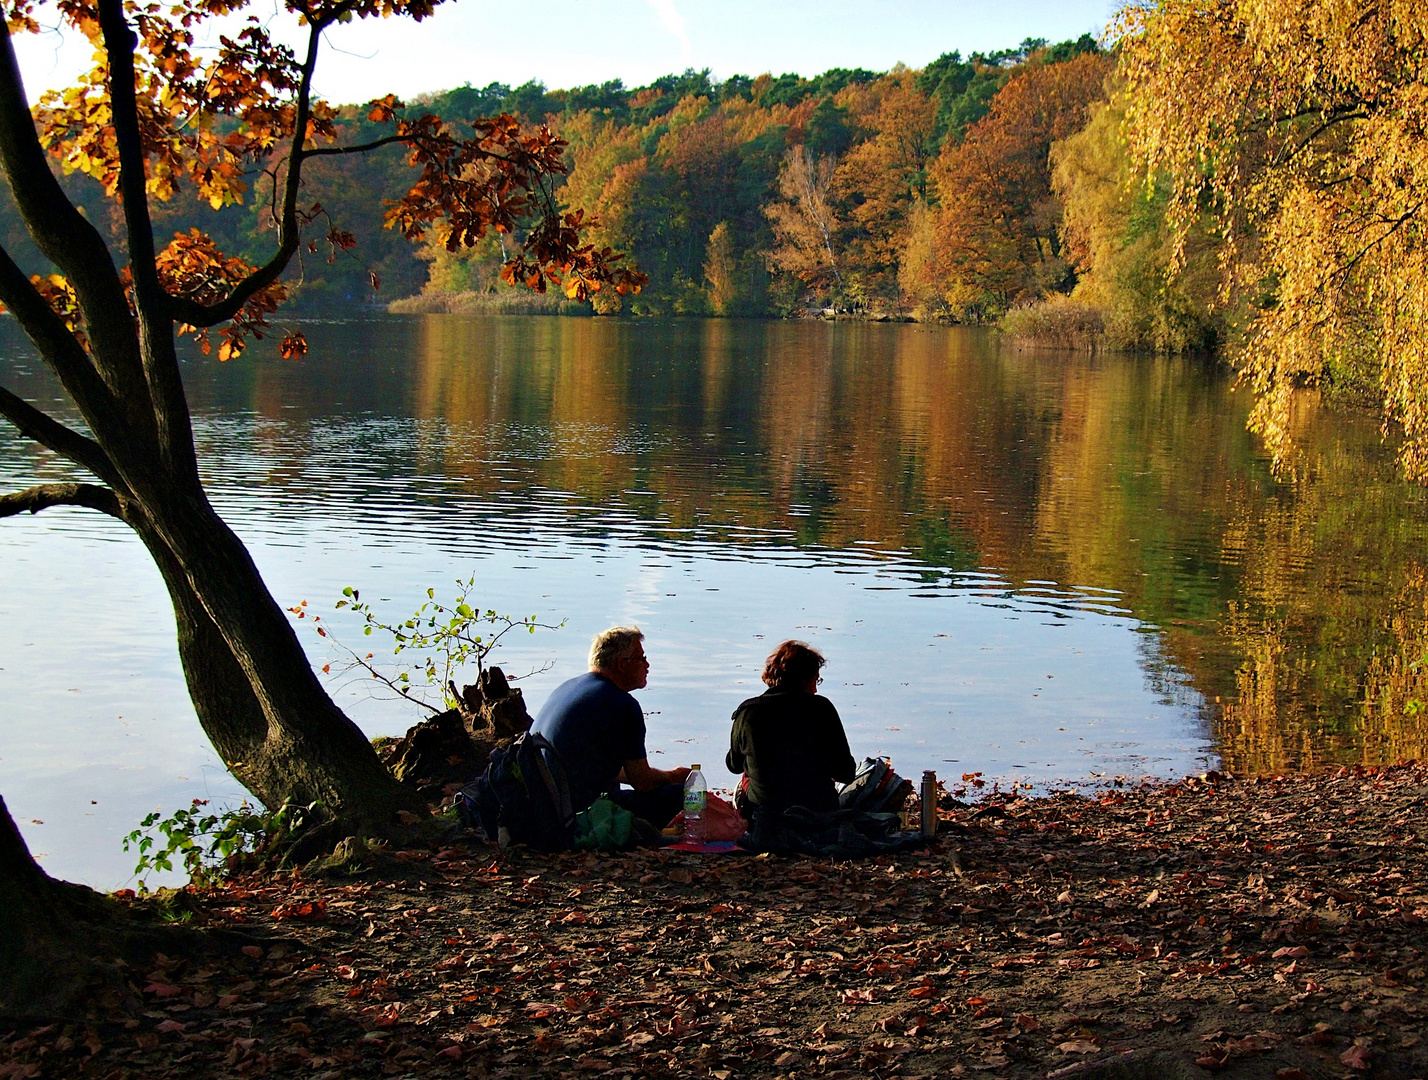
[457,732,575,852]
[838,756,914,815]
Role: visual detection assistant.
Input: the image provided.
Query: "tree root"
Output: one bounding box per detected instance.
[0,885,257,1022]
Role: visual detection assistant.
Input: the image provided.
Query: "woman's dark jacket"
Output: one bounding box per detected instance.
[726,687,856,812]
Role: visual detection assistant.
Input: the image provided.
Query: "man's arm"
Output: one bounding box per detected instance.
[620,757,691,792]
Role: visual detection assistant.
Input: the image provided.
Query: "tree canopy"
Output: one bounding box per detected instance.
[1119,0,1428,479]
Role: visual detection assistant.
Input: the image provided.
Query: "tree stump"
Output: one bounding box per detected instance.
[377,667,534,802]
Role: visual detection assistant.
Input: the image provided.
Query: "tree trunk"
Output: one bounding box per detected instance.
[0,10,419,850]
[126,488,422,825]
[0,793,112,1016]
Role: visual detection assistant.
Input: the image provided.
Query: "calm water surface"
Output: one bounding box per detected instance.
[4,315,1427,887]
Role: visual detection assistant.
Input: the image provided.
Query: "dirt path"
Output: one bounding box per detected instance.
[4,762,1427,1079]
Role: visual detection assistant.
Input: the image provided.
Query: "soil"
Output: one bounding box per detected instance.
[3,762,1427,1079]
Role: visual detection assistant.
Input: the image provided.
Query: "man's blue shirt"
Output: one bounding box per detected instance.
[532,672,646,811]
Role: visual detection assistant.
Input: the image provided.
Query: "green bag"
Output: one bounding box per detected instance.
[573,797,635,851]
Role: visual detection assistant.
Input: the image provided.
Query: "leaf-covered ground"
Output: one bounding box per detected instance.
[4,762,1427,1079]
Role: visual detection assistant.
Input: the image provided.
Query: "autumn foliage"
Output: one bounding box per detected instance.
[1117,0,1428,481]
[2,0,642,359]
[398,38,1106,318]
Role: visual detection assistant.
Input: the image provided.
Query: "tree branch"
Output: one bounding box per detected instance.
[0,385,120,486]
[97,0,197,480]
[301,131,520,161]
[168,16,332,329]
[300,133,419,158]
[0,22,151,419]
[0,482,124,521]
[0,242,118,424]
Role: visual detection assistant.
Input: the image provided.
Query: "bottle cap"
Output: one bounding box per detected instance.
[690,764,702,771]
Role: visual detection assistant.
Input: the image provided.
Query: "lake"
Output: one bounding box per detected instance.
[3,315,1427,888]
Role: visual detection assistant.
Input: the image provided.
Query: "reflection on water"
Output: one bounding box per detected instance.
[3,314,1427,886]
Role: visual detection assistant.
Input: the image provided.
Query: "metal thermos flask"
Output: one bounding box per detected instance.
[920,770,938,838]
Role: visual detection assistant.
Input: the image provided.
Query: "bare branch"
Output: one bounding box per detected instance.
[0,482,123,521]
[301,130,524,161]
[0,385,119,485]
[300,133,419,158]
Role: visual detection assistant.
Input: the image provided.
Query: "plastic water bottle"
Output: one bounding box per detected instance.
[683,765,707,844]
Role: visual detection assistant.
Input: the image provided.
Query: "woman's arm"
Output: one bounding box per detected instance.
[726,709,748,774]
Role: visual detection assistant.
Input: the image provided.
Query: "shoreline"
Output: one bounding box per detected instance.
[4,762,1425,1077]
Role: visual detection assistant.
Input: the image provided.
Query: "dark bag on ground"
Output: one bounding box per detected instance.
[743,804,925,859]
[456,732,575,852]
[838,756,914,815]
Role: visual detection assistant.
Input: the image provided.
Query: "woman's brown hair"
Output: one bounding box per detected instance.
[762,640,826,689]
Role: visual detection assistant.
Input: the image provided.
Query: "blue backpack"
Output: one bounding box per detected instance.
[457,732,576,852]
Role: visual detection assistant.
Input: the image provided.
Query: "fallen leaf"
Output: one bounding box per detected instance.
[1058,1039,1098,1054]
[1340,1043,1372,1070]
[371,1003,401,1029]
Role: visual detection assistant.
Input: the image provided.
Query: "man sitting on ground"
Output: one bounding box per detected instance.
[532,625,690,827]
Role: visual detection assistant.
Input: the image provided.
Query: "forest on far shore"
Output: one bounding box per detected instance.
[393,34,1221,353]
[3,33,1224,353]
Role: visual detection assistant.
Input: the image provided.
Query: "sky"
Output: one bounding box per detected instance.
[12,0,1120,106]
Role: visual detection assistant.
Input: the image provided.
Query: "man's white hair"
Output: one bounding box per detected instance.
[589,626,644,671]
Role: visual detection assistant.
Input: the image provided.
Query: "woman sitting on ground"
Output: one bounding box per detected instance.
[726,640,857,820]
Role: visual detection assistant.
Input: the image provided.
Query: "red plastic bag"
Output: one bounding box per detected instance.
[671,792,747,842]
